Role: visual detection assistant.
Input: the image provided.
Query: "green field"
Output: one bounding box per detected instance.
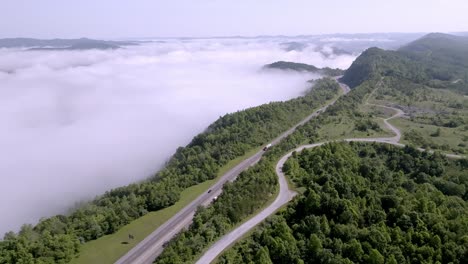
[390,117,467,154]
[71,147,262,264]
[359,103,395,119]
[370,79,468,154]
[316,116,394,141]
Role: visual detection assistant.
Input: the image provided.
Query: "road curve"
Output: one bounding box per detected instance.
[115,80,350,264]
[196,89,465,264]
[195,146,299,264]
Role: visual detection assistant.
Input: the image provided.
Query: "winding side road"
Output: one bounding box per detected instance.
[196,85,465,264]
[115,80,350,264]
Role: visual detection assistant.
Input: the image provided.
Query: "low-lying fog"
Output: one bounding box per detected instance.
[0,38,356,234]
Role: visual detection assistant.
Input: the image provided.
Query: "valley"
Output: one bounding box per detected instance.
[1,32,467,264]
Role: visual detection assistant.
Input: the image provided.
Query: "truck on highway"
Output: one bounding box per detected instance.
[263,143,272,151]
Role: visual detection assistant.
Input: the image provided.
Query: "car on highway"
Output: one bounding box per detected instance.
[263,143,272,151]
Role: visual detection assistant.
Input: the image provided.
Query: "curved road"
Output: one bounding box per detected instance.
[115,80,350,264]
[196,87,465,264]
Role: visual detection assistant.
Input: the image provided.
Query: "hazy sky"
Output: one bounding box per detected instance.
[2,0,467,38]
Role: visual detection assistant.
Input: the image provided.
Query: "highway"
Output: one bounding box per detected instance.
[115,80,350,264]
[195,134,298,264]
[196,84,465,264]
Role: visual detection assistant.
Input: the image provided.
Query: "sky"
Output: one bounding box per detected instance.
[1,0,468,39]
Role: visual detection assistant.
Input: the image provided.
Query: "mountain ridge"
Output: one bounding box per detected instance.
[341,32,468,94]
[0,37,138,50]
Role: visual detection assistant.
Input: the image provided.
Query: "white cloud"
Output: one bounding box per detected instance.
[0,38,356,235]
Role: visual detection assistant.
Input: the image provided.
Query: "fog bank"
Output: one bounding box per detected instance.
[0,38,356,234]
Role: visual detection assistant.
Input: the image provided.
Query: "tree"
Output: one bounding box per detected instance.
[367,249,385,264]
[254,247,273,264]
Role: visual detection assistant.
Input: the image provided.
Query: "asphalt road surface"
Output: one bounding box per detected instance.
[115,80,350,264]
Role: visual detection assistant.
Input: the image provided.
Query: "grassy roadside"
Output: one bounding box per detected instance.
[316,119,393,141]
[71,147,262,264]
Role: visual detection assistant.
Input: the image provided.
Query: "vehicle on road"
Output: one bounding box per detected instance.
[263,143,272,151]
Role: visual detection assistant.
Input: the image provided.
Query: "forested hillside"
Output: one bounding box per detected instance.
[342,33,468,94]
[219,142,468,264]
[214,33,468,264]
[0,79,340,264]
[340,48,427,88]
[264,61,344,77]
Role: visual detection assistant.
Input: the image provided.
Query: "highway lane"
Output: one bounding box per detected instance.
[115,80,350,264]
[195,137,298,264]
[115,151,264,264]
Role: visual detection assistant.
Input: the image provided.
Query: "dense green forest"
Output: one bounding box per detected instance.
[0,79,340,263]
[218,142,468,264]
[399,33,468,88]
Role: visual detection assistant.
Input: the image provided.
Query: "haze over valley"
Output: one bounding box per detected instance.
[2,1,468,263]
[0,37,358,234]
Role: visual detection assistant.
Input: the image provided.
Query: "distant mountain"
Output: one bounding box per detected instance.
[264,61,344,76]
[399,32,468,54]
[29,42,120,51]
[280,41,308,52]
[279,41,353,57]
[341,48,426,87]
[314,45,352,57]
[398,33,468,79]
[341,33,468,93]
[0,38,138,50]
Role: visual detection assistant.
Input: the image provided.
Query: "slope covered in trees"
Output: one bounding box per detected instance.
[219,142,468,264]
[399,33,468,73]
[213,41,468,261]
[340,48,427,88]
[0,79,340,264]
[341,33,468,94]
[265,61,344,77]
